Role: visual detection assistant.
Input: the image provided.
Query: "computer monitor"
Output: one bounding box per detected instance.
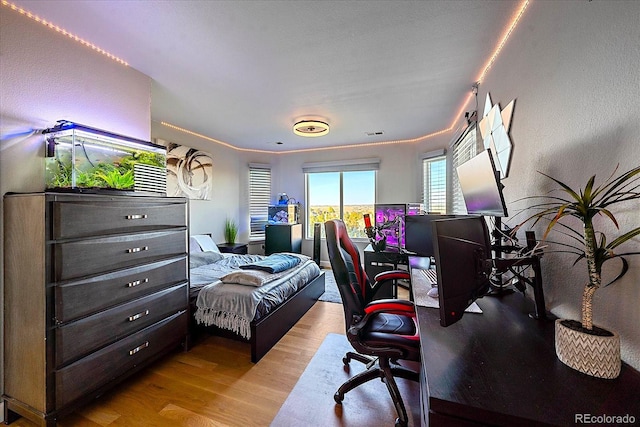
[432,216,492,327]
[456,149,508,217]
[374,204,405,248]
[404,214,459,257]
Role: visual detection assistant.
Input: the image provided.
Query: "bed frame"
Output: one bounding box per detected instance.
[192,270,325,362]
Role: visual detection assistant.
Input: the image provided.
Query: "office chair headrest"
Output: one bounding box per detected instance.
[326,220,367,294]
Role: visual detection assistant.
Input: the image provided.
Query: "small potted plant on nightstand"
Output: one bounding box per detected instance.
[514,164,640,379]
[224,218,238,245]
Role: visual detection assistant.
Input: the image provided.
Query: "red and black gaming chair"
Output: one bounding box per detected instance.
[324,219,420,427]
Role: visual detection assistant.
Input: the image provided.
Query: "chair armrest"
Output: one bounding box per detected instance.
[373,270,410,284]
[367,270,411,301]
[364,299,415,315]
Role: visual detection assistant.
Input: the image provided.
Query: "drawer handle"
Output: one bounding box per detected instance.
[125,214,148,220]
[128,309,150,322]
[129,341,149,356]
[126,246,149,254]
[126,278,149,288]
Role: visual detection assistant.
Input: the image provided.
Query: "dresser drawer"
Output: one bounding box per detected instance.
[55,256,187,323]
[51,198,187,239]
[53,229,187,281]
[56,283,188,367]
[55,311,187,408]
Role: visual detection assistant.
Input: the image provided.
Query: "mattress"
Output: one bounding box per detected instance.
[191,253,321,339]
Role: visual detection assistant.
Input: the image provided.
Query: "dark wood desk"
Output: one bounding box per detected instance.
[409,257,640,426]
[363,245,408,299]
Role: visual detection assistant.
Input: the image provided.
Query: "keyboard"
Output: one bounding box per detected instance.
[421,268,438,285]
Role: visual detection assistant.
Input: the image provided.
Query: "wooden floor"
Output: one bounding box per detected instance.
[9,301,346,427]
[9,287,410,427]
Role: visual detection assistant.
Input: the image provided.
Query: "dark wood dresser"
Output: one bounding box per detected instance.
[3,192,189,426]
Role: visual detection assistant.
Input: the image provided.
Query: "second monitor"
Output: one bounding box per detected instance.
[404,214,460,257]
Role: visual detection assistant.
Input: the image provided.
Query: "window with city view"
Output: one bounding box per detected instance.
[306,170,375,239]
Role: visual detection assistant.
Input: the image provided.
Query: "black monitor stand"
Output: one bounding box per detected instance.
[488,217,547,319]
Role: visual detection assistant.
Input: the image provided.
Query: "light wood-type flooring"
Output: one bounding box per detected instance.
[8,301,345,427]
[8,286,410,427]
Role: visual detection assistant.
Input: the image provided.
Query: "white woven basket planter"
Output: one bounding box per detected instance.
[555,319,621,379]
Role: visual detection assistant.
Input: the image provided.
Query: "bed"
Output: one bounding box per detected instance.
[188,235,325,362]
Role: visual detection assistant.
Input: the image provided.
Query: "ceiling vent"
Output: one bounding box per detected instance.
[365,131,384,136]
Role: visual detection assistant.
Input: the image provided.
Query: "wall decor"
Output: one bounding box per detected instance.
[156,139,213,200]
[478,93,515,179]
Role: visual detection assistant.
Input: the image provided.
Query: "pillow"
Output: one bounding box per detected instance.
[190,251,225,268]
[191,234,221,253]
[221,269,283,287]
[189,237,203,253]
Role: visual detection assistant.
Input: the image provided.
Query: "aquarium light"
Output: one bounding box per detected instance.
[1,0,128,66]
[51,140,131,156]
[43,123,165,154]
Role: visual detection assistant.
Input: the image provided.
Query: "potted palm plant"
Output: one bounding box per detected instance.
[224,218,238,245]
[513,164,640,379]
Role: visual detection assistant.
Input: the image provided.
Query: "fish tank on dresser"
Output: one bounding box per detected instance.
[268,204,299,224]
[44,121,167,195]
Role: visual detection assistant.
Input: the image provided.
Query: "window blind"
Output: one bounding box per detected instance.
[249,164,271,241]
[422,155,447,213]
[302,158,380,173]
[451,124,482,214]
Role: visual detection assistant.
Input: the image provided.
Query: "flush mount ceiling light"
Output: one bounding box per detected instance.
[293,120,330,137]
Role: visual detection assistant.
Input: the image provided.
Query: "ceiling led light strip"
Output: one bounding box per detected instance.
[449,0,529,131]
[293,121,330,137]
[2,0,128,66]
[476,0,530,84]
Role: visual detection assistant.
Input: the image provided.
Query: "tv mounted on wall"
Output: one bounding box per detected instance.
[456,148,508,217]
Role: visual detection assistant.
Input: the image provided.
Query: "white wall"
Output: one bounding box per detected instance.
[150,121,253,243]
[474,1,640,369]
[0,7,151,408]
[269,135,450,260]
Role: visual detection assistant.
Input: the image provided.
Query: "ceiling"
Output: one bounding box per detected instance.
[11,1,525,152]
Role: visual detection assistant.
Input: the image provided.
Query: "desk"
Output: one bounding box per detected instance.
[409,257,640,426]
[363,245,408,299]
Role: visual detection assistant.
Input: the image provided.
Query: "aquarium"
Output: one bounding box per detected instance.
[268,204,299,224]
[44,121,167,195]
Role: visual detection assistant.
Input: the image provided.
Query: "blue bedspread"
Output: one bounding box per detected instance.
[239,253,301,273]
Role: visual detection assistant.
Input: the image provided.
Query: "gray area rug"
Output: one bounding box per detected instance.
[318,269,341,303]
[271,333,420,426]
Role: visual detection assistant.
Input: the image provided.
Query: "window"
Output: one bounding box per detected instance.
[421,152,446,213]
[450,124,482,214]
[304,159,379,239]
[248,164,271,241]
